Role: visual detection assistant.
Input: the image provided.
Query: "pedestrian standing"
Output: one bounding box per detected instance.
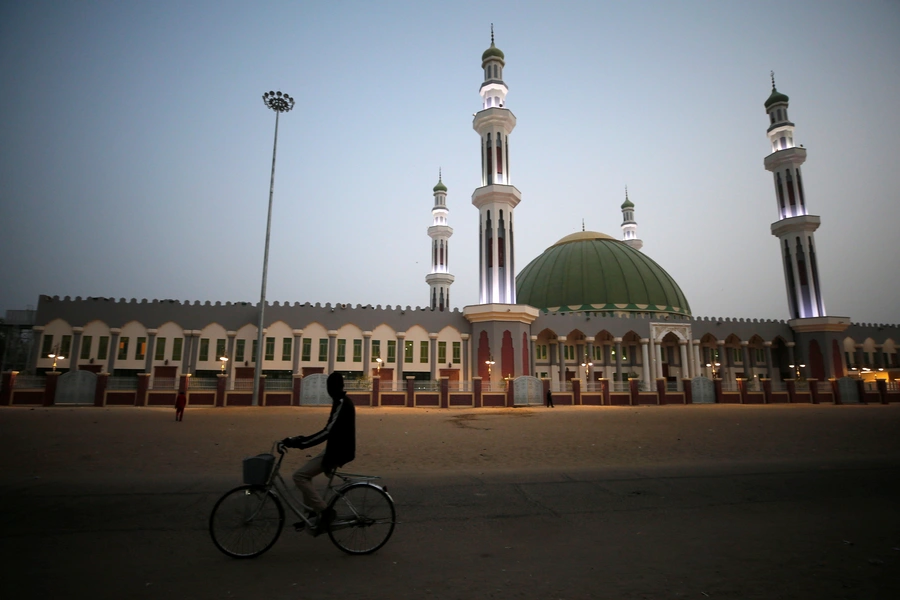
[175,390,187,421]
[546,389,554,408]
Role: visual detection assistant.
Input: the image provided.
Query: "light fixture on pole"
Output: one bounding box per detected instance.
[706,361,721,379]
[485,356,495,379]
[48,345,64,373]
[375,357,382,376]
[788,363,806,379]
[220,354,229,373]
[581,354,593,384]
[253,90,294,407]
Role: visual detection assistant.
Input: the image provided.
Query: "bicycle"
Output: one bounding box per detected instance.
[209,442,396,558]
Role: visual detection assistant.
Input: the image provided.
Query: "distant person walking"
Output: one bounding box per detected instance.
[175,390,187,421]
[546,389,554,408]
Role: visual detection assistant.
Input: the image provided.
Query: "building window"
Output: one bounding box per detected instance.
[98,336,109,360]
[172,338,183,361]
[372,340,381,360]
[337,339,346,362]
[405,341,414,363]
[302,338,311,362]
[235,339,245,362]
[318,339,328,362]
[81,336,93,360]
[564,345,575,361]
[264,337,275,361]
[198,339,209,362]
[252,340,258,363]
[216,339,226,362]
[41,334,54,357]
[420,341,428,363]
[733,348,741,363]
[134,337,146,360]
[438,341,447,364]
[756,348,765,363]
[452,341,461,364]
[387,340,396,363]
[118,337,130,360]
[154,338,165,361]
[60,335,72,358]
[353,339,362,363]
[282,338,292,361]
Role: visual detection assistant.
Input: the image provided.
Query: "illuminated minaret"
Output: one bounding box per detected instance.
[473,26,520,304]
[764,73,826,319]
[426,171,454,311]
[620,186,643,251]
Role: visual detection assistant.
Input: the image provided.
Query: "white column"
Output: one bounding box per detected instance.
[655,342,664,380]
[679,340,689,380]
[692,339,701,379]
[640,338,650,386]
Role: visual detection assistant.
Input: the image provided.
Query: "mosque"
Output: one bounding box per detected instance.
[4,35,898,408]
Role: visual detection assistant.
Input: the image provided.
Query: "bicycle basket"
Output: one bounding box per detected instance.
[242,453,275,485]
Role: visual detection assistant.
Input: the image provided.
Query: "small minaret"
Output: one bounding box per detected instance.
[621,186,643,251]
[473,25,521,304]
[426,171,454,311]
[764,73,826,319]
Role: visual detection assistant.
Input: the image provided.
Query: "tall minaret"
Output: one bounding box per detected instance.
[621,186,643,251]
[764,73,826,319]
[473,26,521,304]
[426,171,454,311]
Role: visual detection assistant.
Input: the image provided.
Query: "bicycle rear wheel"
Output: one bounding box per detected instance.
[327,482,396,555]
[209,485,284,558]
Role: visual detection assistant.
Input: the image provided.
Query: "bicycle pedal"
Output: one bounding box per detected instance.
[293,522,306,532]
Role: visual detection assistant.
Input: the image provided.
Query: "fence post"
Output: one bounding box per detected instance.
[786,379,796,403]
[136,373,150,407]
[877,379,888,404]
[572,378,581,406]
[629,378,639,405]
[855,378,867,405]
[737,378,747,404]
[259,374,267,407]
[216,374,227,407]
[406,376,415,407]
[95,372,108,407]
[831,378,842,405]
[761,378,771,404]
[292,374,302,407]
[683,379,693,404]
[372,376,380,407]
[0,372,15,406]
[473,377,482,408]
[44,372,60,407]
[714,378,723,404]
[808,378,820,404]
[655,378,666,405]
[440,377,449,409]
[600,378,609,406]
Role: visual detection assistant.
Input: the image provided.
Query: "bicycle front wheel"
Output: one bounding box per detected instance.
[327,482,396,555]
[209,485,284,558]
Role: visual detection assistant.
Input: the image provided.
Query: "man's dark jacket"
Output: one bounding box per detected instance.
[284,394,355,471]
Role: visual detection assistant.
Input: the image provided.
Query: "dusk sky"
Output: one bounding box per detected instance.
[2,1,898,325]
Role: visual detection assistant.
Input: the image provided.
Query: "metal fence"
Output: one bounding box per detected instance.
[770,381,787,392]
[413,380,440,392]
[152,377,177,390]
[817,381,833,393]
[233,378,254,390]
[448,381,473,393]
[379,380,405,392]
[611,382,629,393]
[794,381,810,392]
[189,377,218,390]
[864,381,878,392]
[266,378,293,391]
[13,375,46,389]
[887,381,899,393]
[106,376,137,390]
[721,381,739,392]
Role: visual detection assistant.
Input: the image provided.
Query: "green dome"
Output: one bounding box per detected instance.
[482,43,505,62]
[621,197,634,209]
[765,87,789,109]
[433,179,447,192]
[516,231,691,316]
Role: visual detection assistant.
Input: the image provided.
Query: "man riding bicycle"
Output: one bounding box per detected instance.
[280,372,356,532]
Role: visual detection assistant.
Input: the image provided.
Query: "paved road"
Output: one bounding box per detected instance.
[2,458,899,599]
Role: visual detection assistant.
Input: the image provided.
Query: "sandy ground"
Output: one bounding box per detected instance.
[2,403,899,481]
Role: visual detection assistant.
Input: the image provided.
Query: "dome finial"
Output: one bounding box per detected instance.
[491,23,495,46]
[770,70,776,90]
[625,185,629,201]
[582,219,585,232]
[439,167,442,181]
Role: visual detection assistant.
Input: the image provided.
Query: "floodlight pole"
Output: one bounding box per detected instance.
[254,91,294,406]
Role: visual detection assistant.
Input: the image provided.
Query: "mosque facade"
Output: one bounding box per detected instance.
[4,36,898,408]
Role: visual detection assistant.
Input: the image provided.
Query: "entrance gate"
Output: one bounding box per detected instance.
[837,377,859,404]
[300,373,330,405]
[56,370,97,405]
[691,376,715,404]
[513,376,543,406]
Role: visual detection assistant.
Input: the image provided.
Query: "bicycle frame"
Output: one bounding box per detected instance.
[262,447,386,531]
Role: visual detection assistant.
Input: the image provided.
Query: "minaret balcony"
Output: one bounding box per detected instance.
[770,214,820,238]
[764,146,807,170]
[473,107,516,131]
[471,184,521,209]
[428,225,453,237]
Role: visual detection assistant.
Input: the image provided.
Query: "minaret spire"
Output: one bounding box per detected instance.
[764,78,826,319]
[426,171,454,311]
[621,186,642,251]
[473,29,519,304]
